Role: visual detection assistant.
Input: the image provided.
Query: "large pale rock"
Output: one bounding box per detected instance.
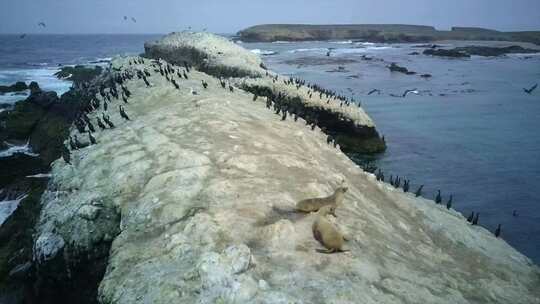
[32,52,539,303]
[145,31,265,78]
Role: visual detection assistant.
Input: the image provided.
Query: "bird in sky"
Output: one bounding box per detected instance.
[38,22,46,28]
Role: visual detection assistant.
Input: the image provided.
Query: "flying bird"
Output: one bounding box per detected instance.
[19,34,27,39]
[402,89,419,98]
[131,17,137,23]
[38,22,46,28]
[523,83,537,95]
[123,16,128,21]
[367,89,381,96]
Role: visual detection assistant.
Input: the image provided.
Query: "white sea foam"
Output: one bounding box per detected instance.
[355,42,376,46]
[0,140,39,158]
[331,40,353,44]
[0,193,28,226]
[288,48,329,54]
[26,173,52,178]
[0,67,72,102]
[250,49,277,56]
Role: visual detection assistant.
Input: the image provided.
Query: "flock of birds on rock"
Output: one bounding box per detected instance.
[373,167,505,238]
[60,54,510,243]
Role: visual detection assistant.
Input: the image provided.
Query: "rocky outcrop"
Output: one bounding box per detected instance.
[0,82,28,94]
[54,65,103,86]
[423,48,471,58]
[388,63,416,75]
[144,32,266,78]
[27,33,540,303]
[144,32,385,155]
[237,24,540,45]
[454,45,540,57]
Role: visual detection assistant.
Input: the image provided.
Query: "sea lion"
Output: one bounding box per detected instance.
[296,186,348,213]
[312,205,348,253]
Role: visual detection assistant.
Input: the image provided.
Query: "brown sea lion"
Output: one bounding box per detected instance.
[312,205,348,253]
[296,186,348,213]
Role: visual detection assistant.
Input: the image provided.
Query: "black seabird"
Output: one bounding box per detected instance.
[367,89,381,96]
[467,211,475,223]
[97,117,107,130]
[495,224,501,238]
[62,146,71,164]
[523,83,537,94]
[472,213,479,225]
[435,190,442,204]
[446,195,453,209]
[69,136,78,150]
[87,120,96,133]
[88,131,97,145]
[414,185,424,197]
[119,105,130,120]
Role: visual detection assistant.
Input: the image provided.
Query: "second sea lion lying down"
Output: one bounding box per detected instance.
[312,205,348,253]
[296,186,348,213]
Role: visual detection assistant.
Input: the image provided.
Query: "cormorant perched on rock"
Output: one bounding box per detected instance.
[69,136,78,150]
[88,131,97,145]
[103,113,115,128]
[281,111,287,121]
[73,135,83,149]
[495,224,501,238]
[172,79,180,89]
[202,80,208,89]
[183,71,188,79]
[435,190,442,204]
[467,211,475,223]
[183,61,190,73]
[142,76,151,87]
[220,78,226,88]
[389,175,394,186]
[87,120,96,133]
[229,84,234,92]
[119,105,130,120]
[472,213,479,225]
[97,117,107,130]
[122,94,129,104]
[62,146,71,164]
[403,180,410,192]
[446,195,453,209]
[253,94,258,101]
[415,185,424,197]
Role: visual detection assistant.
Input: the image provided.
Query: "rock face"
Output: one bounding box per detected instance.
[144,32,265,78]
[30,33,540,303]
[423,48,471,58]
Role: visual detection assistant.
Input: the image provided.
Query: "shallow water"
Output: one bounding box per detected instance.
[244,40,540,263]
[0,35,538,263]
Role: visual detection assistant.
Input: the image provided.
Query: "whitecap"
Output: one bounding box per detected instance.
[250,49,278,56]
[0,140,39,158]
[331,40,353,44]
[26,173,52,178]
[288,48,329,54]
[0,193,28,226]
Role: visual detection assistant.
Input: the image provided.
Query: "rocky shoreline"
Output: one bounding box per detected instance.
[1,32,539,304]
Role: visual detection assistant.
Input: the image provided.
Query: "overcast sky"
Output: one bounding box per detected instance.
[2,0,540,34]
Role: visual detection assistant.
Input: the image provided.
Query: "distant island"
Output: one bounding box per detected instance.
[237,24,540,45]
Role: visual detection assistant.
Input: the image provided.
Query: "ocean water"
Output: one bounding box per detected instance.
[0,34,161,103]
[0,35,539,264]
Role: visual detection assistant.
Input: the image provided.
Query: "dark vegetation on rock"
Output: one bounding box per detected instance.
[238,24,540,45]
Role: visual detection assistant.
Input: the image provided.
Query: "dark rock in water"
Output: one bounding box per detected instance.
[454,45,539,57]
[28,82,41,95]
[388,63,416,75]
[54,65,102,86]
[408,51,420,55]
[420,74,432,78]
[423,48,471,58]
[0,82,28,94]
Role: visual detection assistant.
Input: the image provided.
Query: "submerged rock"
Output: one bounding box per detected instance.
[423,48,471,58]
[388,62,416,75]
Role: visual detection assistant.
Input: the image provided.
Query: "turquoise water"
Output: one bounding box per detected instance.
[0,35,539,263]
[244,40,540,263]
